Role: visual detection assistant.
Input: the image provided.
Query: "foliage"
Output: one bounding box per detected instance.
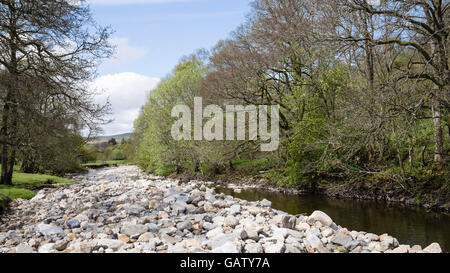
[131,0,449,194]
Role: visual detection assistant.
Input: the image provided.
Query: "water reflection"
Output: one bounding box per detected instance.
[216,187,450,252]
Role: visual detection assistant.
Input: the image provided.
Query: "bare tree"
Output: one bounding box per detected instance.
[336,0,449,163]
[0,0,113,185]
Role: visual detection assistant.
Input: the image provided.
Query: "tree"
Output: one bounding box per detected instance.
[134,55,207,174]
[0,0,112,184]
[132,0,448,188]
[334,0,449,164]
[108,138,117,146]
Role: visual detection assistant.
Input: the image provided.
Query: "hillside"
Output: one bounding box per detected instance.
[87,133,132,145]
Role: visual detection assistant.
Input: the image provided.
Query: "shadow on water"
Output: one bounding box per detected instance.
[216,187,450,252]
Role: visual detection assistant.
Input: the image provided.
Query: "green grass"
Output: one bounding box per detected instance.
[0,187,36,200]
[12,172,75,188]
[232,158,273,172]
[0,169,76,206]
[154,166,175,176]
[0,192,10,212]
[261,171,289,187]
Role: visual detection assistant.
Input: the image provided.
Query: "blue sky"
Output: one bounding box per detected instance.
[88,0,252,135]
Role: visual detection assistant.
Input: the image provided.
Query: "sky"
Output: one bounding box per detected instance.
[88,0,252,136]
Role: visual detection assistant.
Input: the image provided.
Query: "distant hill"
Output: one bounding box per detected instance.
[88,133,132,145]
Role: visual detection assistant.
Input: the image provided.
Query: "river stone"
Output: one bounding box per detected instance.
[380,236,399,249]
[15,243,34,253]
[206,227,224,239]
[176,221,193,231]
[392,245,410,253]
[203,222,216,231]
[123,204,145,215]
[260,199,272,207]
[94,239,125,250]
[344,240,360,251]
[265,242,286,253]
[364,233,379,242]
[138,233,154,242]
[248,207,262,216]
[4,230,19,240]
[55,194,68,201]
[423,243,442,253]
[297,222,310,232]
[172,201,187,213]
[307,211,333,227]
[184,238,201,249]
[37,224,64,237]
[285,244,302,253]
[159,227,177,236]
[306,233,323,249]
[280,215,296,230]
[244,243,263,254]
[38,243,56,253]
[212,241,240,253]
[234,229,248,240]
[305,227,321,238]
[210,234,236,249]
[350,246,363,253]
[272,228,289,242]
[120,224,148,236]
[229,204,241,215]
[322,228,334,238]
[375,242,390,252]
[66,219,81,229]
[168,192,192,204]
[286,229,304,239]
[64,242,91,253]
[55,240,69,251]
[167,242,186,253]
[147,223,160,233]
[410,245,422,253]
[330,232,353,247]
[142,241,157,252]
[244,227,260,241]
[224,216,239,227]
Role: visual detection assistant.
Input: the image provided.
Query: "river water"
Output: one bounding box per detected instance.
[216,187,450,252]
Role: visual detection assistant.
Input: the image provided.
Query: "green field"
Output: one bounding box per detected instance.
[0,169,76,211]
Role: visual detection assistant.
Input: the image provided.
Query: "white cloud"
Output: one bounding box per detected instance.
[89,0,190,5]
[91,72,160,135]
[104,37,148,67]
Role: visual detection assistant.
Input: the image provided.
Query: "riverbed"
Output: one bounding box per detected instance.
[0,166,445,253]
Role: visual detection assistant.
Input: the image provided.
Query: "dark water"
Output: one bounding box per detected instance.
[216,187,450,252]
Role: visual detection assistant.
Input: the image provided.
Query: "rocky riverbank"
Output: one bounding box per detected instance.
[175,174,450,213]
[0,166,443,253]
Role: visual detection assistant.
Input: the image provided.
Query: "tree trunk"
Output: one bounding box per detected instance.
[0,91,12,185]
[21,153,39,174]
[6,89,18,183]
[432,96,443,164]
[420,146,426,167]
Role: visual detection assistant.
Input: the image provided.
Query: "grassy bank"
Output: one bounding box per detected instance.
[0,169,76,212]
